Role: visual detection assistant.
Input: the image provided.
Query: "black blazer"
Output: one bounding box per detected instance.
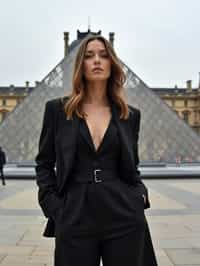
[35,96,150,237]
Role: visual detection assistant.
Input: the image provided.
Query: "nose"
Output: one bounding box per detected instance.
[94,53,100,63]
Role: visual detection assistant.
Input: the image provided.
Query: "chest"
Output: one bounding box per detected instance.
[55,104,135,155]
[82,106,112,149]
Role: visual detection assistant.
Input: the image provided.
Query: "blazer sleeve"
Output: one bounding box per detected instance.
[35,100,63,218]
[133,109,150,209]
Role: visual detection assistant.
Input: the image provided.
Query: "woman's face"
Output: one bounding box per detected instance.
[83,39,111,82]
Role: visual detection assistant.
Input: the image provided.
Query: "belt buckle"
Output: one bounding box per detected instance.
[94,169,102,183]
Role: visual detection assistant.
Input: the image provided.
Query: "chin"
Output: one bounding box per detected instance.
[87,74,110,81]
[90,78,108,82]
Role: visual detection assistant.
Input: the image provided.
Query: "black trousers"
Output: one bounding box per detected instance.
[0,167,5,185]
[55,226,147,266]
[53,182,157,266]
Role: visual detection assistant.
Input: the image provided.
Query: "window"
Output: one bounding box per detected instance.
[182,110,189,123]
[1,110,8,120]
[2,99,6,106]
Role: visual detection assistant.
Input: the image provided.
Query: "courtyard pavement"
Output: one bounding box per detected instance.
[0,178,200,265]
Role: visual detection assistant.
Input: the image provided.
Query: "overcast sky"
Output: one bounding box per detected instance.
[0,0,200,88]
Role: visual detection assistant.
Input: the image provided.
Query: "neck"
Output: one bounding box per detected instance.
[83,80,109,106]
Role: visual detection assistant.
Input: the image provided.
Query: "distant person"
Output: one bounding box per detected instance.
[35,35,157,266]
[0,146,6,186]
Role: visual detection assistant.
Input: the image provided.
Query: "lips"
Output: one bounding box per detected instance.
[92,67,103,72]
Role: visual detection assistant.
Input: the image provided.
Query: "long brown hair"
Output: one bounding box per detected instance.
[63,34,129,120]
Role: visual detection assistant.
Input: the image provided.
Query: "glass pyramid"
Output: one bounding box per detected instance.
[0,35,200,163]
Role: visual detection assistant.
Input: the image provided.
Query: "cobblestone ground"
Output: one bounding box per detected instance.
[0,179,200,266]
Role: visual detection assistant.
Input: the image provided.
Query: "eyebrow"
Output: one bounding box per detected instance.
[85,49,107,53]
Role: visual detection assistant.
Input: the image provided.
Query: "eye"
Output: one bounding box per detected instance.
[84,53,93,59]
[101,53,109,58]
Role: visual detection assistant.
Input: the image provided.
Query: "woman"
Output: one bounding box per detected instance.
[35,34,157,266]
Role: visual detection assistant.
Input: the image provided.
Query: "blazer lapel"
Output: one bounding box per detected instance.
[111,102,135,182]
[80,119,95,152]
[58,112,80,193]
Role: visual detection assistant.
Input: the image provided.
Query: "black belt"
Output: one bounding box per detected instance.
[72,168,120,183]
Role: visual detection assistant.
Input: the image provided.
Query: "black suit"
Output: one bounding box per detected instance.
[35,97,157,266]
